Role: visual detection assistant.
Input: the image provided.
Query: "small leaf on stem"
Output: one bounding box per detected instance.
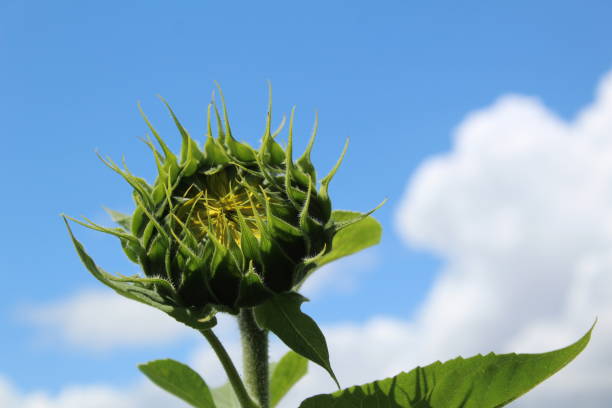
[139,359,217,408]
[254,292,339,388]
[270,351,309,407]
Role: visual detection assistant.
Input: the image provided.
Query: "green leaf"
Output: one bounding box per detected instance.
[211,383,241,408]
[299,324,594,408]
[254,292,339,388]
[315,210,382,268]
[270,351,309,407]
[139,359,217,408]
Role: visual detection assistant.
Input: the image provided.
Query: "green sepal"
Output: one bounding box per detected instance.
[208,243,242,312]
[216,90,257,162]
[146,233,167,263]
[141,135,168,181]
[268,213,304,245]
[63,215,138,244]
[283,107,309,206]
[246,194,298,291]
[236,210,263,265]
[141,219,155,249]
[226,135,257,162]
[151,183,166,205]
[131,205,147,237]
[177,264,216,309]
[298,177,319,255]
[283,113,311,190]
[208,235,228,278]
[182,137,205,178]
[204,135,231,166]
[261,194,302,243]
[283,112,311,190]
[98,153,153,209]
[110,274,175,295]
[260,193,307,266]
[267,137,286,167]
[259,239,296,292]
[285,107,316,190]
[258,244,293,288]
[63,217,217,330]
[120,237,143,263]
[259,87,286,167]
[296,112,318,181]
[166,158,181,186]
[176,238,220,308]
[235,267,273,308]
[138,102,176,163]
[299,323,595,408]
[259,131,283,167]
[160,98,205,172]
[317,139,348,220]
[211,95,226,142]
[319,138,348,196]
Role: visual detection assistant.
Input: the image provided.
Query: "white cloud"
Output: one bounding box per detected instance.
[0,376,181,408]
[23,289,193,350]
[393,69,612,406]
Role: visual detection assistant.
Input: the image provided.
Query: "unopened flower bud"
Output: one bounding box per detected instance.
[65,88,382,329]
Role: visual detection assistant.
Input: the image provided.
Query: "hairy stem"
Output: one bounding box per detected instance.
[200,329,259,408]
[239,308,270,408]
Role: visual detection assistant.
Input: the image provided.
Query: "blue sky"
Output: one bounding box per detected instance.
[2,1,612,406]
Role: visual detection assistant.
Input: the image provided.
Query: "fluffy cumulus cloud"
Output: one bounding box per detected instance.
[12,71,612,407]
[23,289,193,350]
[0,376,181,408]
[394,69,612,406]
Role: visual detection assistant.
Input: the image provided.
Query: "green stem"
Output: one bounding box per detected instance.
[238,308,270,408]
[200,329,259,408]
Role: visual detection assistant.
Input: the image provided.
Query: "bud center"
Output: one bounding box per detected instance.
[178,185,262,246]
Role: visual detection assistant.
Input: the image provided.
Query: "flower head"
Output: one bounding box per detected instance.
[65,88,382,329]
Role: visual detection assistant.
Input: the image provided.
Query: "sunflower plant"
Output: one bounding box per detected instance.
[64,87,592,408]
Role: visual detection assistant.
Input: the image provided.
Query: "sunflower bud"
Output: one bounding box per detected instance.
[65,88,383,328]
